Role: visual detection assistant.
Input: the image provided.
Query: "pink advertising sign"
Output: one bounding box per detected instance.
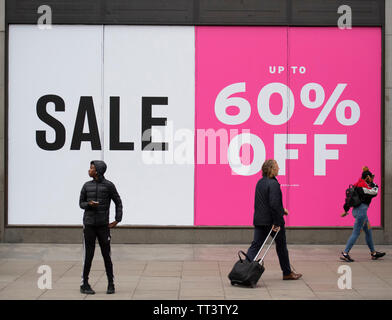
[195,27,381,227]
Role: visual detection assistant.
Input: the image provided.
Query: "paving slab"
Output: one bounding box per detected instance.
[136,277,181,291]
[181,281,223,289]
[132,290,178,300]
[314,290,363,300]
[179,296,225,300]
[0,243,391,300]
[356,288,392,299]
[179,287,225,298]
[38,289,86,300]
[269,289,318,300]
[85,292,132,300]
[0,287,45,300]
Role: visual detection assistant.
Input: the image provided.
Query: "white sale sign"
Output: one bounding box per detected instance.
[8,25,104,225]
[103,26,195,225]
[8,25,195,225]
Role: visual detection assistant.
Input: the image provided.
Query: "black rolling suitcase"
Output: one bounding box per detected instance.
[228,227,279,288]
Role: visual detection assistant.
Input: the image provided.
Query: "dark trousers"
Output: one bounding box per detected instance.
[82,224,114,284]
[246,225,292,276]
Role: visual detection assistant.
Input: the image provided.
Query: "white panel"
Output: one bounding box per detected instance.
[8,25,103,225]
[103,26,195,225]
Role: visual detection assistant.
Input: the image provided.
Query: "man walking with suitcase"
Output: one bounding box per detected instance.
[246,159,302,280]
[79,160,123,294]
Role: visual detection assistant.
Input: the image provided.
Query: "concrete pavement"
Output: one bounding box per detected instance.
[0,243,391,300]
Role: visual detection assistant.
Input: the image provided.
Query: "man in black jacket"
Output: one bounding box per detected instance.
[79,160,123,294]
[246,159,302,280]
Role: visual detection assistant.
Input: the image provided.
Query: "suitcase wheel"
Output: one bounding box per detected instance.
[231,280,242,286]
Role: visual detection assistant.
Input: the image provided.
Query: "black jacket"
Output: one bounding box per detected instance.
[79,160,123,226]
[355,179,378,206]
[253,176,285,227]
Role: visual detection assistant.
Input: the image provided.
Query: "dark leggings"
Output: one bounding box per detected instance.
[247,225,292,276]
[82,224,114,284]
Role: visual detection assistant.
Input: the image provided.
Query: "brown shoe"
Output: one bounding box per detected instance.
[283,272,302,280]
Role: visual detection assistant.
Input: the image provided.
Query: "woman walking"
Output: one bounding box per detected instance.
[340,166,386,262]
[246,159,302,280]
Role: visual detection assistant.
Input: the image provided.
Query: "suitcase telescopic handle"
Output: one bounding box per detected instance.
[254,227,280,262]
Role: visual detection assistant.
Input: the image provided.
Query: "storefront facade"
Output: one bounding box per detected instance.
[1,0,391,243]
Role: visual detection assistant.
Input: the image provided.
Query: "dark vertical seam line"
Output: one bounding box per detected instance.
[193,26,197,226]
[101,25,105,161]
[286,26,290,225]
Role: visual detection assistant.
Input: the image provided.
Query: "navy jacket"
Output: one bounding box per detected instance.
[253,176,285,227]
[79,160,123,226]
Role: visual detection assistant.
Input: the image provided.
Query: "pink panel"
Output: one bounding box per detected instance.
[286,27,381,226]
[195,26,289,226]
[195,26,381,227]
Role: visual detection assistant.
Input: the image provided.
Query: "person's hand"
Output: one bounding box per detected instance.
[272,225,280,232]
[284,208,289,216]
[109,221,119,228]
[341,212,349,217]
[88,200,99,207]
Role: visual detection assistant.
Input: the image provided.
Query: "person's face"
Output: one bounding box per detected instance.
[366,175,374,183]
[88,164,97,178]
[272,161,279,177]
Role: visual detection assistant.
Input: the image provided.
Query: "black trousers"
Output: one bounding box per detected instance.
[82,224,114,284]
[246,225,292,276]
